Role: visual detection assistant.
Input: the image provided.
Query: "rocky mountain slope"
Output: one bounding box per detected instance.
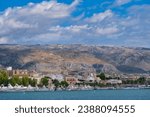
[0,44,150,74]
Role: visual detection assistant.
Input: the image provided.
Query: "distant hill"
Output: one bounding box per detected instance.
[0,44,150,74]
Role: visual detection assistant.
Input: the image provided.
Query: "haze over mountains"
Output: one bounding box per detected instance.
[0,44,150,74]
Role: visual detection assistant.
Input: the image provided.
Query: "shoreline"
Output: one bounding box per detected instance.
[0,86,150,92]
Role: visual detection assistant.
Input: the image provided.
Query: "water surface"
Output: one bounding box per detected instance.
[0,89,150,100]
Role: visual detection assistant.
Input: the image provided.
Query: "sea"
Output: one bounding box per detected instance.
[0,89,150,100]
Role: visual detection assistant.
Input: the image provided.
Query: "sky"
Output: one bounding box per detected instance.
[0,0,150,47]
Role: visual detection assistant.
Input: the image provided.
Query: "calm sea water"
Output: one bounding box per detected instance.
[0,89,150,100]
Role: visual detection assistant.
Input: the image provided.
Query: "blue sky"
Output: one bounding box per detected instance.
[0,0,150,47]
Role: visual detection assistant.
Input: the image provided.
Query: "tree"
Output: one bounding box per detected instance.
[97,72,106,80]
[52,79,60,88]
[137,77,146,84]
[9,78,16,86]
[41,77,49,87]
[60,81,69,88]
[0,72,4,85]
[22,76,29,86]
[29,79,37,87]
[0,70,9,86]
[13,75,22,85]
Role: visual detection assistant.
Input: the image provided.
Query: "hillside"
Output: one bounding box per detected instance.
[0,44,150,74]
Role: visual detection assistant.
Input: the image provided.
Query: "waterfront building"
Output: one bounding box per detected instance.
[7,69,29,78]
[106,79,122,85]
[65,76,78,84]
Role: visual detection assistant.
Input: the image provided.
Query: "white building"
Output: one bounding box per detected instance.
[47,74,64,81]
[6,67,12,71]
[106,79,122,84]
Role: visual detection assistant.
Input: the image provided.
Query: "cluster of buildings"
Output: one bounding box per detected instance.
[105,72,150,80]
[6,67,43,84]
[4,66,150,87]
[5,67,120,86]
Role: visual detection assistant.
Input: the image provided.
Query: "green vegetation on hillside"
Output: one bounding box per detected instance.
[97,72,106,80]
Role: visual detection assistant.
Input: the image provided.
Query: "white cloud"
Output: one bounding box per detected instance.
[24,1,70,18]
[0,0,82,43]
[0,18,32,29]
[0,37,9,44]
[115,0,132,6]
[49,25,90,33]
[86,10,113,23]
[96,27,119,35]
[70,0,82,9]
[5,0,81,19]
[0,0,81,32]
[0,0,150,47]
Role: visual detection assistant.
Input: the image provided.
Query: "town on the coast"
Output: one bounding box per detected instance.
[0,66,150,92]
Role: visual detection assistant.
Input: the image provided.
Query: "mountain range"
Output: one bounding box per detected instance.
[0,44,150,74]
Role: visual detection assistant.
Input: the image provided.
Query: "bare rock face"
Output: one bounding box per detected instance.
[0,44,150,74]
[102,64,120,74]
